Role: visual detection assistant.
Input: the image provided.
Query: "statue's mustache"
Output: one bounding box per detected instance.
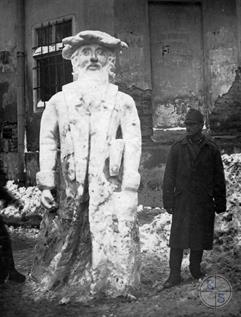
[87,62,101,69]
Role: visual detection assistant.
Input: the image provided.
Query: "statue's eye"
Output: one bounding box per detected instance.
[96,49,105,56]
[82,48,91,56]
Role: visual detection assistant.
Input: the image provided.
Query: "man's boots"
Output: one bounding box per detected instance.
[189,249,205,279]
[0,236,9,283]
[7,239,25,283]
[8,253,26,283]
[163,248,183,289]
[0,231,25,284]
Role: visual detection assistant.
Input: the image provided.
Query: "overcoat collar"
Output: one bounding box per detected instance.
[181,135,209,147]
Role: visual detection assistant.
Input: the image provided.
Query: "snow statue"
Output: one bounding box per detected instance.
[31,30,142,303]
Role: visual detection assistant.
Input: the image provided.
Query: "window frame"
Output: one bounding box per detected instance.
[32,15,75,112]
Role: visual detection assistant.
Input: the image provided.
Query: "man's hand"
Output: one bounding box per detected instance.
[41,189,58,211]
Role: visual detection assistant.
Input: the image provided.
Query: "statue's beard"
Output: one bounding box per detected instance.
[76,65,109,85]
[76,67,110,109]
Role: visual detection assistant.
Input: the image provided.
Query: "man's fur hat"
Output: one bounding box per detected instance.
[184,108,204,124]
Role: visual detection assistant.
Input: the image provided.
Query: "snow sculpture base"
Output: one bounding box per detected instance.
[30,189,140,303]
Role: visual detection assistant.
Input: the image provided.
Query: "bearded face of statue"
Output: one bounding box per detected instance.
[71,44,116,83]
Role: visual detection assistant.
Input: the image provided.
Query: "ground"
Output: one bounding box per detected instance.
[1,154,241,316]
[0,209,241,317]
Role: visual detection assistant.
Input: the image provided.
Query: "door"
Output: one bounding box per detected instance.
[149,2,204,128]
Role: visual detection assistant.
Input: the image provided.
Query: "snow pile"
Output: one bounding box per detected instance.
[215,154,241,251]
[0,181,44,219]
[223,153,241,210]
[139,210,171,258]
[200,154,241,288]
[215,154,241,245]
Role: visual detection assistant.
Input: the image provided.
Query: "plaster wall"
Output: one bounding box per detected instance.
[114,0,153,140]
[0,0,18,179]
[0,0,17,123]
[150,0,239,142]
[138,0,240,207]
[114,0,151,90]
[203,0,238,109]
[149,2,203,130]
[208,0,241,135]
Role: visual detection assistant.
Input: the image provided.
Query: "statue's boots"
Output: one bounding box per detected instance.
[189,249,205,279]
[0,222,25,284]
[163,248,183,289]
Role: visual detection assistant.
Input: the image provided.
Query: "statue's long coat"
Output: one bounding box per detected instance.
[32,81,141,301]
[163,136,226,250]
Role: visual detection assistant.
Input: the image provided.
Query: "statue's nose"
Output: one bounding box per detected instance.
[90,53,98,63]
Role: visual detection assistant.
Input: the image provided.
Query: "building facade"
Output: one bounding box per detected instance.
[1,0,241,204]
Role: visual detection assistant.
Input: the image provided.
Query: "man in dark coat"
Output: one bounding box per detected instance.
[0,166,25,284]
[162,108,226,288]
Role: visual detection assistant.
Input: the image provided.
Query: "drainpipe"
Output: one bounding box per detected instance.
[16,0,25,184]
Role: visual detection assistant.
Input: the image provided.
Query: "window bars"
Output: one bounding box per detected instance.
[33,19,72,109]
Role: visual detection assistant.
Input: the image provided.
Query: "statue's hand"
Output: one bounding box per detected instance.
[41,189,58,211]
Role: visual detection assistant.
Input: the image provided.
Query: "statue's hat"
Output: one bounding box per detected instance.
[62,30,128,60]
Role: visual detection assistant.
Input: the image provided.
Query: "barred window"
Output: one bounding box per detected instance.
[33,19,73,110]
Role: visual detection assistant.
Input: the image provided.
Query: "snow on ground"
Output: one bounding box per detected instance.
[1,153,241,279]
[1,153,241,315]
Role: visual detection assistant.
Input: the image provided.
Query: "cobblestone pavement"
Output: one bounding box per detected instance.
[1,230,241,317]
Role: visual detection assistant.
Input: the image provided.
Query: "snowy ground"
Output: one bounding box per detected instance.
[0,205,240,317]
[1,154,241,316]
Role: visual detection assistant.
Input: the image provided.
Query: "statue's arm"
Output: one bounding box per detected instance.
[120,93,141,192]
[36,96,59,191]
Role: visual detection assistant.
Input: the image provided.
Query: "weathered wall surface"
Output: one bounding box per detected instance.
[149,0,238,140]
[0,0,18,178]
[206,0,241,152]
[0,0,17,123]
[204,0,238,107]
[114,0,152,141]
[149,2,204,131]
[137,0,240,207]
[210,67,241,135]
[208,0,241,142]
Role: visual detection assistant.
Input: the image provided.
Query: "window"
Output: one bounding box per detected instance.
[33,19,73,110]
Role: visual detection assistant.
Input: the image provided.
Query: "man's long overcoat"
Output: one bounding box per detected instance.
[163,136,226,250]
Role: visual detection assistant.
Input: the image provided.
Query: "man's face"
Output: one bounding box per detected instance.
[185,121,203,137]
[78,44,109,72]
